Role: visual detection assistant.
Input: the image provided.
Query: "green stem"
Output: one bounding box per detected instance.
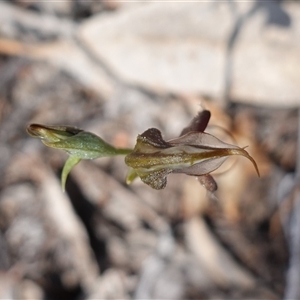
[114,148,133,155]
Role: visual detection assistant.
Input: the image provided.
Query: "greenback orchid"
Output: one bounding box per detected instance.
[27,110,259,192]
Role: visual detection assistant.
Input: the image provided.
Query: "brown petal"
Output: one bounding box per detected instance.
[138,168,171,190]
[180,110,211,136]
[198,174,218,192]
[138,128,171,149]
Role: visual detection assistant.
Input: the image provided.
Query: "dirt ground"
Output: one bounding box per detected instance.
[0,1,299,299]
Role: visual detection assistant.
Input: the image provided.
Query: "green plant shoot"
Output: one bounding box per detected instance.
[27,124,132,191]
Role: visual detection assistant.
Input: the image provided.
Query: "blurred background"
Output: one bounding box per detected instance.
[0,0,299,299]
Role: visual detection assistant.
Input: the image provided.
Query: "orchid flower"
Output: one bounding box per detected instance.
[125,110,259,191]
[124,127,259,190]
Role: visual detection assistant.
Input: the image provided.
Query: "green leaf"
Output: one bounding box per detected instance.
[61,156,81,192]
[43,131,121,159]
[27,124,132,159]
